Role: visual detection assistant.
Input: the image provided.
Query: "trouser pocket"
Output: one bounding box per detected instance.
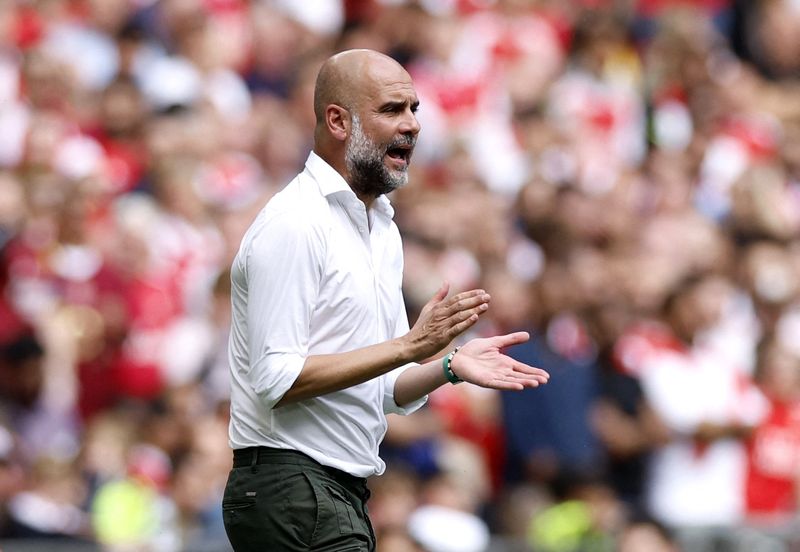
[222,466,318,551]
[307,476,373,551]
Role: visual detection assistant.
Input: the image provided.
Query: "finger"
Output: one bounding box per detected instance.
[506,373,543,387]
[511,361,549,382]
[434,281,450,302]
[445,290,490,315]
[450,303,489,325]
[493,331,530,349]
[505,367,544,382]
[448,289,488,305]
[511,373,548,386]
[421,281,450,313]
[447,312,481,338]
[485,378,525,391]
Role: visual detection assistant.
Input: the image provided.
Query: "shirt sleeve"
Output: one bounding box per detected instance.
[244,210,324,410]
[382,298,427,416]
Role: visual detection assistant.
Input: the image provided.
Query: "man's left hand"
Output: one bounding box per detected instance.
[450,332,549,390]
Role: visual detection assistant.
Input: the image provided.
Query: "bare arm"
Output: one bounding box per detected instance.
[276,283,490,407]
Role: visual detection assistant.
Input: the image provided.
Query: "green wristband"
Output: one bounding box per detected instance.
[443,347,462,385]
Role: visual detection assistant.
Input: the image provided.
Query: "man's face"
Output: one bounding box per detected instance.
[344,73,420,198]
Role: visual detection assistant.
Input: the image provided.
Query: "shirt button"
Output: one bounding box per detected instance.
[359,227,365,233]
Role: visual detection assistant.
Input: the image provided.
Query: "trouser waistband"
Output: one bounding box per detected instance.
[232,446,368,495]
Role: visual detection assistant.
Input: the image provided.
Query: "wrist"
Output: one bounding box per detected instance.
[394,335,423,365]
[442,347,462,385]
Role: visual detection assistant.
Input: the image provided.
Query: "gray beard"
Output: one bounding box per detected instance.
[345,114,411,198]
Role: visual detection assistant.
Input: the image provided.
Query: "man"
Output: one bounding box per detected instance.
[223,49,549,552]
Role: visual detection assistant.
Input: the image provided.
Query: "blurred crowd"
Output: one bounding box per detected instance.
[1,0,800,551]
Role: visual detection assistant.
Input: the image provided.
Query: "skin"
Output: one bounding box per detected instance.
[276,50,548,407]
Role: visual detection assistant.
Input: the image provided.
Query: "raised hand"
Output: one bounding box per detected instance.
[403,282,491,361]
[450,331,549,390]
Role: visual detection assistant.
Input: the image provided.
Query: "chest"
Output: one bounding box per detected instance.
[312,201,404,339]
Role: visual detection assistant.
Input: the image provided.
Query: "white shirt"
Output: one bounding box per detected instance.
[227,151,426,477]
[641,342,767,526]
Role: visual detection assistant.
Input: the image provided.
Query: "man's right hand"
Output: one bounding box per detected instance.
[402,282,490,361]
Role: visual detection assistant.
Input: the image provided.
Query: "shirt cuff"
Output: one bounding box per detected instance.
[383,363,428,416]
[250,352,306,410]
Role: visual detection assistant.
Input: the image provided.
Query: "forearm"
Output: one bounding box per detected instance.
[694,421,755,443]
[393,356,450,407]
[275,337,420,407]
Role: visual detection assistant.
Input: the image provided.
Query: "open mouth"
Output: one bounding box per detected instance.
[386,144,413,167]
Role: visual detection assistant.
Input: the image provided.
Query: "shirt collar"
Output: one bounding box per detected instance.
[305,151,351,197]
[304,151,395,220]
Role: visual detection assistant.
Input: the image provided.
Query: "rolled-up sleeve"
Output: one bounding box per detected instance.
[383,363,427,415]
[244,211,325,410]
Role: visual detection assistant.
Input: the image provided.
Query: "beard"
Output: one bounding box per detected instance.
[345,114,414,198]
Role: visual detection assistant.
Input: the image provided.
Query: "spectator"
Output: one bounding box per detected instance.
[745,335,800,524]
[619,274,768,534]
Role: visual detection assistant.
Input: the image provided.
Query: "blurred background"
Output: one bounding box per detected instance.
[1,0,800,551]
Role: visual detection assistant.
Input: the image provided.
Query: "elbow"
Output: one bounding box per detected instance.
[273,390,299,408]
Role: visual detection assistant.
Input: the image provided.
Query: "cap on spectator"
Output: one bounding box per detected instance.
[137,56,202,111]
[42,23,119,91]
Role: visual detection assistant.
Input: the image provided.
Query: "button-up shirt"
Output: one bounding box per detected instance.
[228,151,426,477]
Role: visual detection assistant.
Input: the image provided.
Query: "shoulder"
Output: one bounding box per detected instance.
[387,218,403,241]
[263,174,330,229]
[267,171,330,220]
[239,174,331,258]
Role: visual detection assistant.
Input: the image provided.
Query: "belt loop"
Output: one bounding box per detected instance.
[250,447,259,474]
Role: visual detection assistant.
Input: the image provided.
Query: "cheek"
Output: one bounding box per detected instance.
[365,119,395,145]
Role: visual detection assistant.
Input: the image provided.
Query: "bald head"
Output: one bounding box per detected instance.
[313,49,410,125]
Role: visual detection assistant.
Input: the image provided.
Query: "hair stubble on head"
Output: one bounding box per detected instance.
[313,49,408,127]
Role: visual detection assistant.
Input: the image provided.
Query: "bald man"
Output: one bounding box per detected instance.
[222,50,549,551]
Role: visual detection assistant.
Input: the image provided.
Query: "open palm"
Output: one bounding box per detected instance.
[451,332,549,390]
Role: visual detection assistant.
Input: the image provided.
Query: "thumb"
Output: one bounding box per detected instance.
[427,281,450,306]
[493,331,530,349]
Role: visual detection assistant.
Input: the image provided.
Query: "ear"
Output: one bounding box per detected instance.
[325,105,349,142]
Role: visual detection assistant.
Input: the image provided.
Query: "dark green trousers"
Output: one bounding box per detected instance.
[222,447,376,551]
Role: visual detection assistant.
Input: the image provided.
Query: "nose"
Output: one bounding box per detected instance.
[400,109,421,137]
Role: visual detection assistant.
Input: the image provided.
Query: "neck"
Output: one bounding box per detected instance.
[354,191,376,211]
[313,146,377,210]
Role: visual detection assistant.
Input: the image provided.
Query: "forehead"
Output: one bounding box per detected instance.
[360,60,418,106]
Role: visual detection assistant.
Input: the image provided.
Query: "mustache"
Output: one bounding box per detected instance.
[387,135,416,149]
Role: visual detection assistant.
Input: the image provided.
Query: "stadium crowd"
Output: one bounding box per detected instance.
[1,0,800,550]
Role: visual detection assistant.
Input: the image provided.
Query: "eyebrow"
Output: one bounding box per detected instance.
[379,99,420,112]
